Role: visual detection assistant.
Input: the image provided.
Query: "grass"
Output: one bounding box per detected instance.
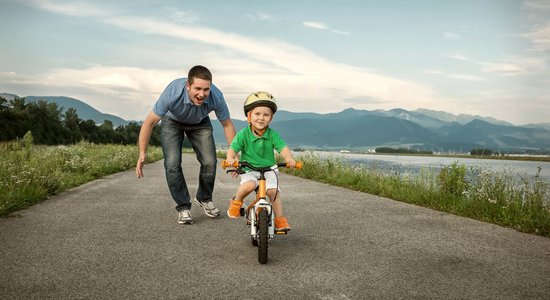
[4,142,549,237]
[0,138,163,217]
[284,152,550,237]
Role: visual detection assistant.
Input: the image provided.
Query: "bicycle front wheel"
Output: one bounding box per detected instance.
[258,209,269,264]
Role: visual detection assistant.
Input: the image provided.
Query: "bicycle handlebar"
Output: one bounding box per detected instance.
[221,160,302,171]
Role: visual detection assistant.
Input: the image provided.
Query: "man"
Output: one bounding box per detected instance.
[136,65,236,224]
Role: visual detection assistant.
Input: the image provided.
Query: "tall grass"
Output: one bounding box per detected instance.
[289,152,550,237]
[0,136,163,217]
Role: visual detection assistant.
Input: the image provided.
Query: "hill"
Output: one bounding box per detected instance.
[213,110,550,152]
[1,94,129,127]
[3,92,549,152]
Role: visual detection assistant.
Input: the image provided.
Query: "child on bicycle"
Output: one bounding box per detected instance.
[225,91,296,231]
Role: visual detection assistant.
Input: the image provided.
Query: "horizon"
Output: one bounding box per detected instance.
[3,91,548,127]
[1,1,549,125]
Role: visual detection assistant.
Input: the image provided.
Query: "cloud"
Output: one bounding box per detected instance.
[523,22,550,51]
[448,73,484,81]
[443,32,460,40]
[20,0,441,119]
[446,54,468,61]
[303,21,350,35]
[480,56,547,76]
[0,67,180,120]
[28,0,111,18]
[246,12,279,22]
[523,0,550,10]
[169,8,198,23]
[303,21,328,30]
[480,62,524,76]
[425,70,484,81]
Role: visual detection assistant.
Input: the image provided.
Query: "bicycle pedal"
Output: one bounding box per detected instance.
[275,229,289,235]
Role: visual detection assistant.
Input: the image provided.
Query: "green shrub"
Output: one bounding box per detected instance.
[0,142,163,217]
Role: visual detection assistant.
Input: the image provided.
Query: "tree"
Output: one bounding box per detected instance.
[470,148,493,156]
[0,97,9,111]
[64,108,82,143]
[79,119,99,142]
[26,100,69,144]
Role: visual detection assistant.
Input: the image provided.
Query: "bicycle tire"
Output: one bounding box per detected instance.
[258,209,269,264]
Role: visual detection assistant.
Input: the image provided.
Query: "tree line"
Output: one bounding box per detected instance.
[0,96,161,146]
[375,147,434,155]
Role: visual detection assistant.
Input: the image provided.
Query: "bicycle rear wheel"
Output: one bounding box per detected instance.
[258,209,269,264]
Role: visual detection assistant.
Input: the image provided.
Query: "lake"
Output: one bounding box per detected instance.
[304,151,550,184]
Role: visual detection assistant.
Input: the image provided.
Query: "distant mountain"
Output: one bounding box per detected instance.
[0,93,18,100]
[3,92,549,152]
[2,94,129,127]
[442,119,550,150]
[523,122,550,131]
[213,109,550,152]
[414,108,513,126]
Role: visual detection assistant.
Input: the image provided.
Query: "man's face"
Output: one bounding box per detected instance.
[186,78,211,106]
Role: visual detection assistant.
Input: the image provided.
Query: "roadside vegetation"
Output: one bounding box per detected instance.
[0,132,163,217]
[3,132,549,238]
[284,152,550,237]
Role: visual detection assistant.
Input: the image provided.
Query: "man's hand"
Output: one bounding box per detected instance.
[136,153,147,178]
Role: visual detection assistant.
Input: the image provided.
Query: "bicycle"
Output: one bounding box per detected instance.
[221,160,302,264]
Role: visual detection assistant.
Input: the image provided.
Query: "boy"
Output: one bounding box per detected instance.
[225,91,295,231]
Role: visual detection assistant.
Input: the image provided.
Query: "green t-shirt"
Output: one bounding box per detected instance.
[230,126,287,168]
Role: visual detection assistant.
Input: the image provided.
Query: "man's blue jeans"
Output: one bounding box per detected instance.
[161,117,217,211]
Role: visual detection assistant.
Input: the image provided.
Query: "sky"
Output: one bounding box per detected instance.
[1,0,549,125]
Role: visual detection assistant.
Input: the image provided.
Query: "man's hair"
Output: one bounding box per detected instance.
[188,65,212,84]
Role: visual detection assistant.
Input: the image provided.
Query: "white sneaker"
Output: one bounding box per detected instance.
[178,210,193,224]
[194,198,220,218]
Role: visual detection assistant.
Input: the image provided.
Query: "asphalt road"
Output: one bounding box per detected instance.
[1,153,549,299]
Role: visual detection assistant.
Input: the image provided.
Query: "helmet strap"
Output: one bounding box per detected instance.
[251,125,267,137]
[247,112,268,136]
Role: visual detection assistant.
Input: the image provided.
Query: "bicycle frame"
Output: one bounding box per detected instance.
[222,160,302,264]
[247,169,276,239]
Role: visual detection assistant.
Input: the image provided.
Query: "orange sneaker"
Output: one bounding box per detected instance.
[275,216,291,231]
[227,198,243,218]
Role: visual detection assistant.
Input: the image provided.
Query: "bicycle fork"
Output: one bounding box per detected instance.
[250,199,275,239]
[249,173,276,240]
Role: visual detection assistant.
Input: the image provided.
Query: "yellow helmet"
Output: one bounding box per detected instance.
[243,91,278,117]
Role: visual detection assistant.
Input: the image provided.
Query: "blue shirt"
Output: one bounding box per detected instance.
[152,78,230,124]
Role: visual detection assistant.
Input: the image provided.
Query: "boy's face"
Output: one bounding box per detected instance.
[249,106,273,130]
[186,77,211,106]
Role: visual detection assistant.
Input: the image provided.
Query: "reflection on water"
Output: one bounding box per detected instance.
[305,151,550,184]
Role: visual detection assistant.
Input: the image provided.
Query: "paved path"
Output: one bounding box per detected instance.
[1,153,549,299]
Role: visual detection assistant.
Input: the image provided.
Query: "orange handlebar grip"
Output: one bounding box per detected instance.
[221,160,239,169]
[221,160,230,169]
[290,162,303,170]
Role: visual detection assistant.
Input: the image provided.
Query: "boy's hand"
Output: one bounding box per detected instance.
[225,158,236,166]
[224,158,240,178]
[286,158,296,168]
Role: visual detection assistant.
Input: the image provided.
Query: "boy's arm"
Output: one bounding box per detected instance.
[226,148,239,165]
[279,146,296,168]
[225,148,240,178]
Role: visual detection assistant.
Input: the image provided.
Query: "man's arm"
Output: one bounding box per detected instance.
[220,118,236,145]
[136,111,161,178]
